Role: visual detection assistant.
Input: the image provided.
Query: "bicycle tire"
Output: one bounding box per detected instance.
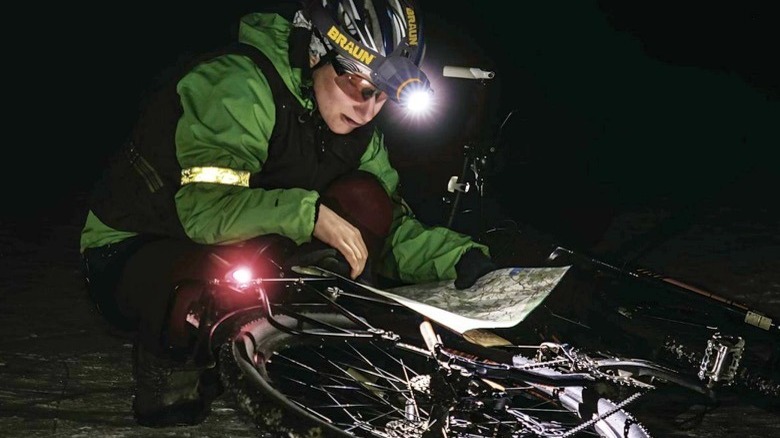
[218,311,652,437]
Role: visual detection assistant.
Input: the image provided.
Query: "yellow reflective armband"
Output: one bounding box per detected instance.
[180,167,251,187]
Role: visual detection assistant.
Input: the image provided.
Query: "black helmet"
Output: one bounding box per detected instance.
[308,0,432,105]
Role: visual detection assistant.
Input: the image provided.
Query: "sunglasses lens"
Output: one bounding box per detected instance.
[334,73,386,103]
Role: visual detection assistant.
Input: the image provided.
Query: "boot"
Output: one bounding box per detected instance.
[132,341,215,427]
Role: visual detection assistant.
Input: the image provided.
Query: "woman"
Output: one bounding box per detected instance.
[80,0,495,427]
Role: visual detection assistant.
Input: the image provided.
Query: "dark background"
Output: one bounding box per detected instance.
[1,3,778,435]
[12,0,779,249]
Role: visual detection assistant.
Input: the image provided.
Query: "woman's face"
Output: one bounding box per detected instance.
[312,63,388,134]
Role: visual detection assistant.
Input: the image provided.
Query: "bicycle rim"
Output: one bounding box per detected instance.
[219,312,649,437]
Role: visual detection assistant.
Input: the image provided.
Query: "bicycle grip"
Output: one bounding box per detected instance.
[442,66,495,80]
[420,321,442,354]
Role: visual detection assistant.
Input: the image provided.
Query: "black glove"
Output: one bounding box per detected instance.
[454,248,498,290]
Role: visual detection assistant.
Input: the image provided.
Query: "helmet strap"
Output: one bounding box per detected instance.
[289,26,313,72]
[311,50,337,72]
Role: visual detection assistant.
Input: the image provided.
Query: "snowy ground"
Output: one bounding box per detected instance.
[1,170,777,437]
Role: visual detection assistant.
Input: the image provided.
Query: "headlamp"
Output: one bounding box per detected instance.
[370,51,433,109]
[310,3,433,110]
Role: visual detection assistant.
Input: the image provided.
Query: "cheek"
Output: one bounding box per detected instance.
[316,86,352,117]
[314,88,351,133]
[316,92,339,120]
[373,99,387,115]
[314,77,341,112]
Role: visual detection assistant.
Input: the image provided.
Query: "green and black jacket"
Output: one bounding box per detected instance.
[80,12,488,283]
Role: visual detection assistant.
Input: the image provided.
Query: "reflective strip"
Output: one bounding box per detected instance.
[180,167,250,187]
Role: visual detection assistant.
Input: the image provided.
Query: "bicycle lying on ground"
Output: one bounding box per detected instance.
[171,67,777,437]
[176,235,778,438]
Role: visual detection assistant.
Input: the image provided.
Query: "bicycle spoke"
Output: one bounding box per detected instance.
[234,313,653,438]
[343,408,400,433]
[273,354,394,390]
[345,341,419,393]
[315,347,409,414]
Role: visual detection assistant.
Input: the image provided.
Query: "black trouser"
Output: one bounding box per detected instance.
[82,235,293,356]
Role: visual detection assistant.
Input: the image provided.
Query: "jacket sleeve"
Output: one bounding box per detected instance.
[358,132,490,284]
[173,54,319,246]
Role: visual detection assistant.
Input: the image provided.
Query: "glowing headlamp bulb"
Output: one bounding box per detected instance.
[404,89,432,114]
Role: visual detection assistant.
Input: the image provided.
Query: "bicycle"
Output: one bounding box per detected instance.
[435,64,778,404]
[170,231,776,438]
[157,63,779,437]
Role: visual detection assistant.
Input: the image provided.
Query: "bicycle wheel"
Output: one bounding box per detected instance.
[218,311,651,437]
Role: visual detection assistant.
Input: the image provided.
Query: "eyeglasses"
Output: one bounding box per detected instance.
[330,58,388,103]
[334,72,388,103]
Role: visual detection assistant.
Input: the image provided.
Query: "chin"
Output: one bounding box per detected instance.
[326,119,354,135]
[332,126,354,135]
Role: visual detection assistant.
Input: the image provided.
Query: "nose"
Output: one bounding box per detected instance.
[352,98,381,125]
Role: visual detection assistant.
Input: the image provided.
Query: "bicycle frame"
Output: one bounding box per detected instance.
[550,246,778,334]
[183,259,720,398]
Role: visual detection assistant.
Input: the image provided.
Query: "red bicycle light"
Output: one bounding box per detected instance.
[230,267,253,284]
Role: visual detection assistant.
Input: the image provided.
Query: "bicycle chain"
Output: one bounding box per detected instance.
[520,347,656,390]
[560,391,648,437]
[580,362,656,389]
[551,348,656,389]
[495,354,653,437]
[514,358,571,370]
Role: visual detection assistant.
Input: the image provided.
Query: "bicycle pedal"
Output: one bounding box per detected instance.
[699,332,745,387]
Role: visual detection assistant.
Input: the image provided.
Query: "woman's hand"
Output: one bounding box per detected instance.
[313,204,368,279]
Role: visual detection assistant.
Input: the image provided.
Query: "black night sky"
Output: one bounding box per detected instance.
[13,1,779,246]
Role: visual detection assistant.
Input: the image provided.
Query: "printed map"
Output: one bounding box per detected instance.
[360,266,571,334]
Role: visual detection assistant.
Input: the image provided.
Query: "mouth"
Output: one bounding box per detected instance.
[341,114,362,127]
